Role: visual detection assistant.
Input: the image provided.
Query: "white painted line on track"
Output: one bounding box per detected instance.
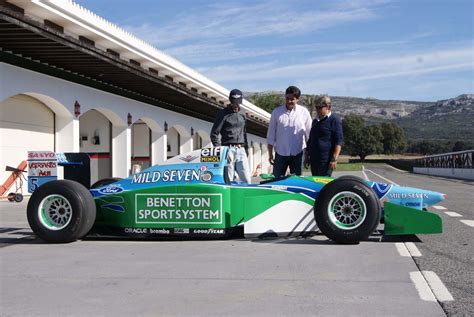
[364,168,399,185]
[361,165,369,181]
[385,164,408,173]
[421,271,454,302]
[460,220,474,227]
[396,242,410,256]
[395,242,422,257]
[444,211,462,217]
[405,242,422,257]
[432,205,447,210]
[410,271,437,302]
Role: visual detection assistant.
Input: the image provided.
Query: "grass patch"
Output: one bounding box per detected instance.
[303,162,363,172]
[334,162,363,171]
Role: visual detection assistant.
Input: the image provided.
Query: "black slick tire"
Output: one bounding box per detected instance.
[314,178,380,244]
[337,175,383,227]
[27,180,96,243]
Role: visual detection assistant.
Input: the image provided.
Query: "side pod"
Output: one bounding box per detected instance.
[384,202,443,235]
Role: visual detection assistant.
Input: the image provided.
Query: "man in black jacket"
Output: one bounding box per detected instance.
[304,96,343,176]
[210,89,251,183]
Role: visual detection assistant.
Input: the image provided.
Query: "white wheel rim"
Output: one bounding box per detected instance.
[327,191,367,230]
[38,194,73,230]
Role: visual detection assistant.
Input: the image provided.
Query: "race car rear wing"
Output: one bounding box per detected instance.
[28,151,90,192]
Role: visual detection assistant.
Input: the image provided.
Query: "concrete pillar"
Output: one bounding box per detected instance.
[203,140,213,148]
[180,134,193,154]
[55,117,79,181]
[248,146,254,176]
[261,144,270,174]
[266,144,274,174]
[55,116,80,152]
[112,125,131,178]
[151,131,167,165]
[253,145,261,176]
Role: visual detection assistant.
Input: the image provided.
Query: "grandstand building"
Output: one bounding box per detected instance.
[0,0,270,189]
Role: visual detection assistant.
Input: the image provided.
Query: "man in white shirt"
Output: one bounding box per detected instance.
[266,86,312,178]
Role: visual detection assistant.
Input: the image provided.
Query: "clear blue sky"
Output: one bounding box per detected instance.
[76,0,473,101]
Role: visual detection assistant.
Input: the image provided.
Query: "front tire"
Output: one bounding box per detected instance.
[27,180,96,243]
[315,178,380,244]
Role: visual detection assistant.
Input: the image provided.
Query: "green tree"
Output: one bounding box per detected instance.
[304,94,319,118]
[342,115,365,157]
[407,140,447,155]
[379,122,407,154]
[342,115,383,160]
[452,141,467,152]
[249,93,284,113]
[358,125,384,160]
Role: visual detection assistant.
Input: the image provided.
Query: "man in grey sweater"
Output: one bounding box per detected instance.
[210,89,251,184]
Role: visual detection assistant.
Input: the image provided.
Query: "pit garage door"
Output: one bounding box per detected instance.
[0,94,54,193]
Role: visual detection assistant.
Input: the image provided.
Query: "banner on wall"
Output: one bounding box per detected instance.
[27,151,57,193]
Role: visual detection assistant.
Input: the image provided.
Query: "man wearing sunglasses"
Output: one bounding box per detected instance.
[304,96,343,176]
[267,86,312,178]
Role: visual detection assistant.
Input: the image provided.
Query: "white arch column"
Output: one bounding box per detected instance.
[151,131,167,165]
[253,143,261,176]
[248,145,254,176]
[261,144,270,174]
[112,125,131,177]
[56,116,80,152]
[180,133,193,154]
[196,130,212,148]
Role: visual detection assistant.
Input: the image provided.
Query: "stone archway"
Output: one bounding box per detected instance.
[0,93,72,192]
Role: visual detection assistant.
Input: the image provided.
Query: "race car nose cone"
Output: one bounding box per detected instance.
[425,190,446,206]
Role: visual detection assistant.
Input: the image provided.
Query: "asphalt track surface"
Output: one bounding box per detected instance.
[0,164,472,316]
[362,164,474,316]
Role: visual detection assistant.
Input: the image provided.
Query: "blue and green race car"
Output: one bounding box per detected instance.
[27,146,444,244]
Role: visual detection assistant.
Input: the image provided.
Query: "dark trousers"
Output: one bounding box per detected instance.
[273,151,303,178]
[311,161,332,177]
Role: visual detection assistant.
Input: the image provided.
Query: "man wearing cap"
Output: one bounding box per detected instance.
[304,95,343,176]
[267,86,312,178]
[210,89,251,184]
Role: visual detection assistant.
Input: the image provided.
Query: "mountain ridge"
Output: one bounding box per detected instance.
[246,92,473,143]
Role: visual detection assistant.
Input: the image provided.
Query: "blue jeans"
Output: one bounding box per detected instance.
[310,161,332,177]
[227,146,251,184]
[273,151,303,178]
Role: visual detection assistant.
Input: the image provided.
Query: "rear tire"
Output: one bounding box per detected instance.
[27,180,96,243]
[315,178,380,244]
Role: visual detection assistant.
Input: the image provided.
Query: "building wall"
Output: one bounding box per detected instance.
[78,109,113,183]
[79,109,111,153]
[0,63,269,189]
[132,122,151,170]
[132,123,150,158]
[0,94,55,193]
[167,127,179,158]
[193,132,203,150]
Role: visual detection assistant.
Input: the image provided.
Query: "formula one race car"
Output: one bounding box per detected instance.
[26,146,444,244]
